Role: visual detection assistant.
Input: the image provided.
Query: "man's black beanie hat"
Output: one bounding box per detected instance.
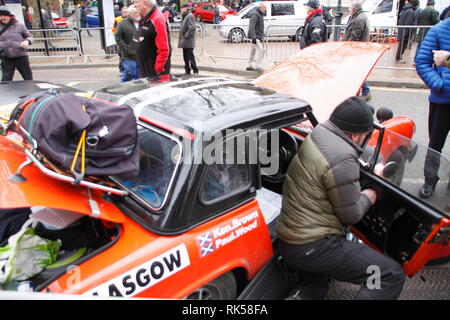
[329,96,374,134]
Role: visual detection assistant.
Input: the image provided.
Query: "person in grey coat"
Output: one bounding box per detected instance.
[395,0,419,62]
[115,5,140,82]
[344,0,371,101]
[178,3,198,75]
[246,3,266,72]
[0,6,33,81]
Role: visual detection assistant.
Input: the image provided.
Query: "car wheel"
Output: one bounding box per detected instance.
[228,28,245,43]
[386,149,406,186]
[185,272,237,300]
[196,14,203,22]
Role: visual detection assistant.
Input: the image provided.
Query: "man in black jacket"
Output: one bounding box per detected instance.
[300,0,327,49]
[246,3,266,72]
[395,0,420,62]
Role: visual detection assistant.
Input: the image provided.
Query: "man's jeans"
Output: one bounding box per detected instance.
[361,81,370,95]
[121,59,139,83]
[279,235,405,300]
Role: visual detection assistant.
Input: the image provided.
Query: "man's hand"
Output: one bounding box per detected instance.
[432,50,450,67]
[362,188,377,206]
[20,40,30,49]
[374,163,385,177]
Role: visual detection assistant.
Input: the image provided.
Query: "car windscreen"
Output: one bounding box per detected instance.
[113,125,182,210]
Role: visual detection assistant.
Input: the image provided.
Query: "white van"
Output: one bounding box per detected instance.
[351,0,448,27]
[219,1,307,43]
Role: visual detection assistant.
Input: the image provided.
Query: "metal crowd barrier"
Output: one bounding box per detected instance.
[27,28,82,63]
[24,24,437,72]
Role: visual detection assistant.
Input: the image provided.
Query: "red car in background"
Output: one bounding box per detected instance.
[51,11,69,28]
[193,3,236,22]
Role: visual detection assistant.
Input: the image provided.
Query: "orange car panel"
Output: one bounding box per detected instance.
[253,41,390,123]
[0,136,126,223]
[402,218,450,276]
[48,199,273,298]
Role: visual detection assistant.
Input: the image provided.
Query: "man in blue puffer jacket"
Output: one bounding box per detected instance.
[415,18,450,199]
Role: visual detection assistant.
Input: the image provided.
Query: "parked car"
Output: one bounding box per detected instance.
[343,0,447,27]
[51,11,69,28]
[219,1,306,43]
[0,42,448,299]
[193,3,236,23]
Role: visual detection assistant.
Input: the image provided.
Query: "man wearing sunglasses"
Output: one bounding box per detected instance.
[277,96,405,300]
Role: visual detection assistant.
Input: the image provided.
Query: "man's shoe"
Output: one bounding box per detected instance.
[254,67,265,73]
[246,66,255,71]
[419,183,435,199]
[193,70,199,75]
[361,93,372,101]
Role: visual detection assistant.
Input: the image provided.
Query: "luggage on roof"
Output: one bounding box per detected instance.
[9,89,139,181]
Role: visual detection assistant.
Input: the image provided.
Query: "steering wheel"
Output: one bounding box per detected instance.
[261,130,299,184]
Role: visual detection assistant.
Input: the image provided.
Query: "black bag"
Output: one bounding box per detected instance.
[35,216,113,250]
[0,208,31,247]
[10,90,139,179]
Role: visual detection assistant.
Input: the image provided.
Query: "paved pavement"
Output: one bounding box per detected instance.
[25,37,426,89]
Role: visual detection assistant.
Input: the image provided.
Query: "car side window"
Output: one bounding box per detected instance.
[204,5,212,11]
[374,0,393,14]
[271,3,295,16]
[201,163,250,203]
[200,135,251,204]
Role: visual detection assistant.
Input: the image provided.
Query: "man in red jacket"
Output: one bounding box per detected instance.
[134,0,171,81]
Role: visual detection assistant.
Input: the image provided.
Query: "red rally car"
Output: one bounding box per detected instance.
[0,42,448,299]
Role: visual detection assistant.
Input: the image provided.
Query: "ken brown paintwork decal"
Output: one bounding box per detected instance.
[197,211,259,258]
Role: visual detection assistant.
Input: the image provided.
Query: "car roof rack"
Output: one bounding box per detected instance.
[7,121,129,197]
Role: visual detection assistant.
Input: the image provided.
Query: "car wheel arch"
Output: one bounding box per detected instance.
[182,266,249,300]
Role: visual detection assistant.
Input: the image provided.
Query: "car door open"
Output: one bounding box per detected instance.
[354,124,450,276]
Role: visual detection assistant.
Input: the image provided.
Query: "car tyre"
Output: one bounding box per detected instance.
[185,272,237,300]
[386,149,406,186]
[228,28,245,43]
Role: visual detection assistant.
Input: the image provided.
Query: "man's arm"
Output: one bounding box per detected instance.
[309,19,326,44]
[416,27,444,91]
[346,20,364,41]
[433,50,450,68]
[153,18,170,74]
[248,13,257,40]
[21,24,33,45]
[184,14,196,39]
[115,23,132,56]
[323,157,373,225]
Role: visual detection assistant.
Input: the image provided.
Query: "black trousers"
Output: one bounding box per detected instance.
[279,235,405,300]
[424,101,450,186]
[1,56,33,81]
[395,38,409,61]
[182,48,198,74]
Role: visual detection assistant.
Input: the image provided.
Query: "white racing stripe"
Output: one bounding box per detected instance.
[117,77,229,105]
[133,80,248,118]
